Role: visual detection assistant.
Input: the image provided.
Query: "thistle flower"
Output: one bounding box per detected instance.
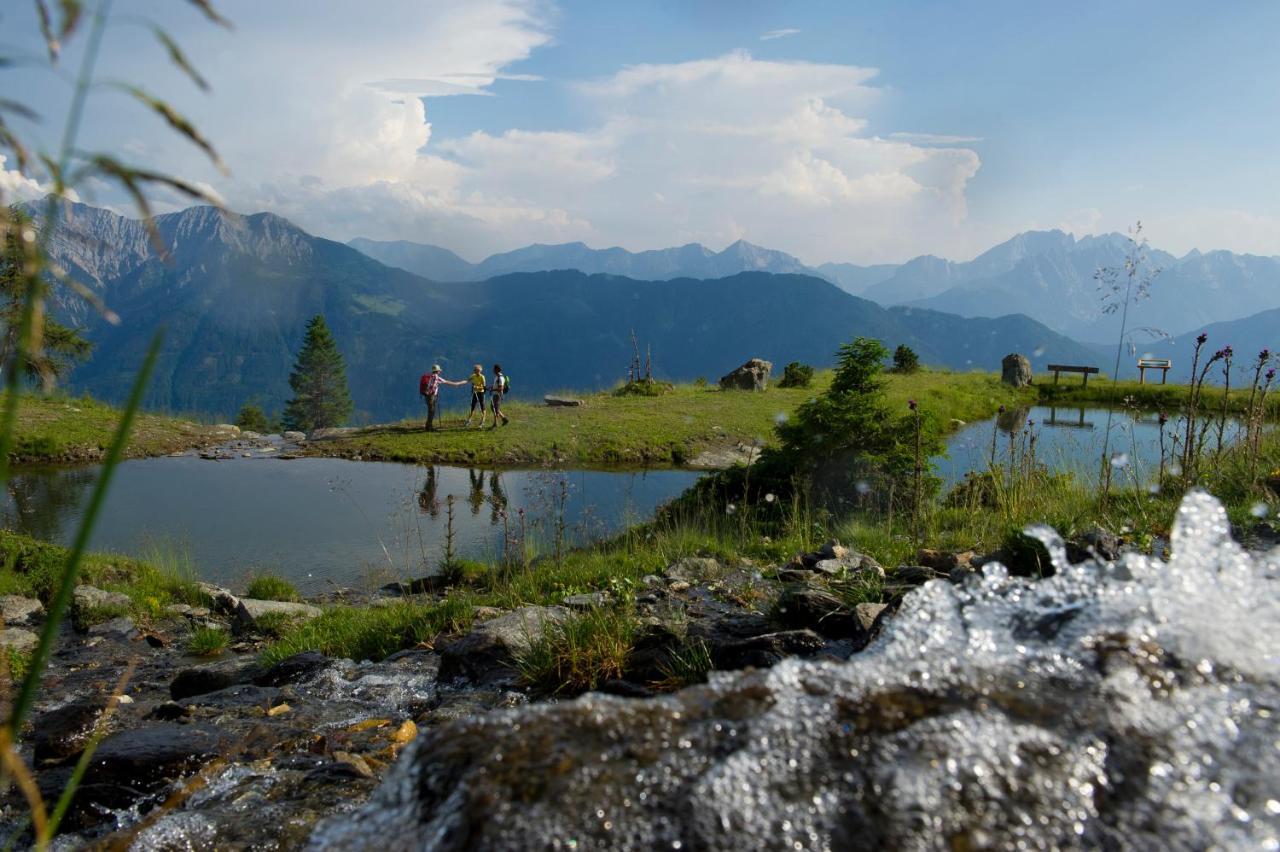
[1260,349,1271,362]
[1223,345,1234,358]
[998,405,1006,413]
[1027,419,1035,427]
[908,399,917,411]
[1197,332,1208,345]
[1267,368,1276,382]
[1158,410,1169,425]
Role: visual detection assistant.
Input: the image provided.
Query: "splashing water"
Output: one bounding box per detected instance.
[311,491,1280,850]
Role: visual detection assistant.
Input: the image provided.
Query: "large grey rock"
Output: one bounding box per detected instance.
[773,587,873,641]
[72,586,130,625]
[543,396,584,407]
[0,627,37,653]
[0,595,43,626]
[439,605,569,686]
[282,430,307,443]
[718,358,772,391]
[663,557,720,583]
[308,426,360,441]
[1001,352,1033,387]
[233,598,321,631]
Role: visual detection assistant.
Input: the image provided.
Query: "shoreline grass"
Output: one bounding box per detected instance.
[5,392,223,466]
[1034,375,1280,414]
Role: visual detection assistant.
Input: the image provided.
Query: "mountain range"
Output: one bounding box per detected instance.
[354,230,1280,345]
[29,199,1095,422]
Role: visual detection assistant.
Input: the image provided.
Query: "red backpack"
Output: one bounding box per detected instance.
[419,373,432,395]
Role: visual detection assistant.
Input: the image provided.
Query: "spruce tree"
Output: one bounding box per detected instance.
[282,315,353,432]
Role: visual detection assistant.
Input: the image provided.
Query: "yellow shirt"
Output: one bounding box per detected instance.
[470,373,487,391]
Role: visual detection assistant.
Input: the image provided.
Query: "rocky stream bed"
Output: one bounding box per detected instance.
[1,491,1276,849]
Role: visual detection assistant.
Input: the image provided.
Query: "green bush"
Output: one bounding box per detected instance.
[235,403,276,434]
[188,626,229,656]
[891,344,920,374]
[245,573,300,602]
[777,361,815,389]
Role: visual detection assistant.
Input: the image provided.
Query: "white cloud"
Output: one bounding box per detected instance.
[0,155,46,202]
[888,132,985,145]
[330,50,983,263]
[760,29,801,41]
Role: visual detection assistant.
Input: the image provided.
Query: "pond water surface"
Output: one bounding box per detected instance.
[2,457,700,593]
[936,405,1243,488]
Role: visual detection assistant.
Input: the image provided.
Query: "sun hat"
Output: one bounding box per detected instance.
[432,364,442,373]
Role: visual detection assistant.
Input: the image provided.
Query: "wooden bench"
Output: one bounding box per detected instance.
[1047,364,1100,386]
[1137,357,1172,385]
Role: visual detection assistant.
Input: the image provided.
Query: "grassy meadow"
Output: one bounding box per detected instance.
[311,370,1037,468]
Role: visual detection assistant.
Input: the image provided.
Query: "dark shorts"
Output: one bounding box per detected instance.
[470,390,485,410]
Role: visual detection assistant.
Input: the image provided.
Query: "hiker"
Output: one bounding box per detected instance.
[419,365,464,431]
[490,363,511,427]
[465,364,488,427]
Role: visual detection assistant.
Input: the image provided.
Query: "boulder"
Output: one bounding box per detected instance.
[719,358,773,391]
[72,585,130,619]
[32,696,111,764]
[232,598,321,632]
[171,657,265,700]
[439,605,569,686]
[283,430,308,443]
[562,591,610,610]
[663,557,720,583]
[1001,353,1033,387]
[308,426,361,441]
[254,650,331,687]
[773,587,869,640]
[706,629,824,671]
[0,627,38,654]
[543,396,585,407]
[0,595,43,626]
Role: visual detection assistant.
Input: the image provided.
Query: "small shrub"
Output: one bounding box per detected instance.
[516,606,638,695]
[891,344,920,374]
[245,573,300,602]
[235,403,276,434]
[613,380,674,398]
[188,627,229,657]
[438,558,487,587]
[778,362,815,389]
[6,648,31,680]
[693,376,708,388]
[73,602,131,630]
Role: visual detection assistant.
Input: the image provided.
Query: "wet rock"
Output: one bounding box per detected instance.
[890,565,947,586]
[200,582,242,615]
[719,358,772,391]
[87,615,138,640]
[712,629,825,670]
[379,576,450,596]
[439,605,569,686]
[0,626,37,654]
[815,539,848,561]
[773,587,868,640]
[146,701,191,722]
[32,696,111,764]
[88,722,233,783]
[622,623,683,683]
[663,557,719,583]
[562,591,610,610]
[187,683,284,710]
[853,602,889,632]
[0,594,43,625]
[171,657,265,700]
[255,650,331,687]
[1068,525,1121,562]
[915,548,977,572]
[312,494,1279,852]
[599,679,656,699]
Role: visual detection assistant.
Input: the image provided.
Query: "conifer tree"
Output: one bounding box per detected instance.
[282,315,352,432]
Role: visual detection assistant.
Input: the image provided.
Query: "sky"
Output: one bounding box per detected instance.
[3,0,1279,265]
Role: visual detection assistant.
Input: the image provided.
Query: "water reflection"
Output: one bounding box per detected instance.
[1042,407,1095,430]
[0,458,701,591]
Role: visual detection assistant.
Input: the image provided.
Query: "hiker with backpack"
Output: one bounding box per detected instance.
[464,364,488,428]
[490,363,510,427]
[419,365,465,431]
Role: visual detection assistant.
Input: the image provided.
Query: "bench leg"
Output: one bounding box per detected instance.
[1161,369,1167,385]
[1082,372,1088,387]
[1054,371,1060,385]
[1139,367,1145,385]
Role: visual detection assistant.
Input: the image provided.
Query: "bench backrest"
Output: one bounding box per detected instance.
[1046,364,1100,373]
[1137,358,1171,368]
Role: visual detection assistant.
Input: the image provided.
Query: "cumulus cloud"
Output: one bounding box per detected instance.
[301,49,983,263]
[0,155,46,202]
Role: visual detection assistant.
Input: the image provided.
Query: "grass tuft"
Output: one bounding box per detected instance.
[245,573,299,602]
[515,604,639,695]
[188,626,229,657]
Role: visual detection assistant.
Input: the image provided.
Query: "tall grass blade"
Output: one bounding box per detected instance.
[7,331,162,734]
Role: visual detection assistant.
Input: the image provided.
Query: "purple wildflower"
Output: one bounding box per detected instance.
[1197,332,1208,345]
[908,399,917,411]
